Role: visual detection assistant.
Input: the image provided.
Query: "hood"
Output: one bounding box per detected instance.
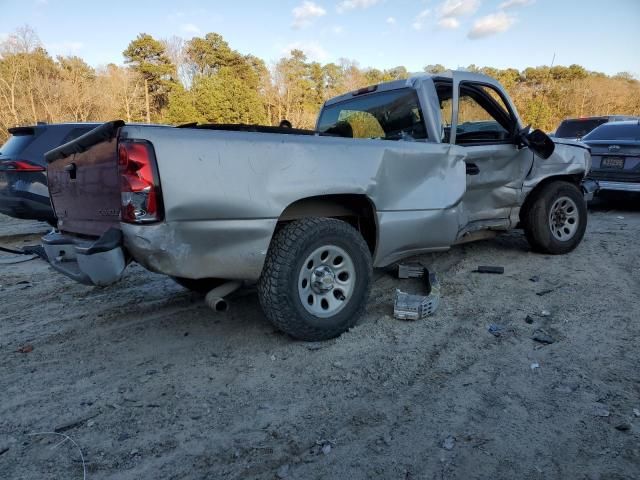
[552,138,590,151]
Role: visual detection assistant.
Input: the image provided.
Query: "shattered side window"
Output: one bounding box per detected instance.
[455,84,511,143]
[318,88,428,141]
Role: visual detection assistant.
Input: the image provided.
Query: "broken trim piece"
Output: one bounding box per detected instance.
[393,265,441,320]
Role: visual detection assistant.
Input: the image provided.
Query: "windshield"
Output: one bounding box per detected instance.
[317,88,427,141]
[0,132,36,157]
[555,118,607,139]
[583,123,640,141]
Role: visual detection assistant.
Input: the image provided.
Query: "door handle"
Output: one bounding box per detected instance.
[64,162,77,179]
[466,163,480,175]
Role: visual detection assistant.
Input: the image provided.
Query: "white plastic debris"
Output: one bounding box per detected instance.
[530,362,540,371]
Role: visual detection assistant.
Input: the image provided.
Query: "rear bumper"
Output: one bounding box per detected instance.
[595,180,640,193]
[42,228,127,286]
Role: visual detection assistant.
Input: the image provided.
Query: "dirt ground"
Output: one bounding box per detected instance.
[1,196,639,480]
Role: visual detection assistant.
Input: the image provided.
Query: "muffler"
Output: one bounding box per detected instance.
[205,281,242,312]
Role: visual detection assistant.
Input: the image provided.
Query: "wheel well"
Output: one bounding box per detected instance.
[277,194,378,256]
[520,174,583,223]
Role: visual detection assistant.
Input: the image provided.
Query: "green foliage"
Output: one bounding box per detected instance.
[164,83,203,125]
[192,67,266,124]
[123,33,174,80]
[424,64,446,74]
[123,33,175,117]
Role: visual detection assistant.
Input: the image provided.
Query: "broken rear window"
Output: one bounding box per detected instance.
[318,88,428,141]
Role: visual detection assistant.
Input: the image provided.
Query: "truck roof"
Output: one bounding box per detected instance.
[323,70,501,107]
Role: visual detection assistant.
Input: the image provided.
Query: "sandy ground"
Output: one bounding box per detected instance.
[0,196,639,480]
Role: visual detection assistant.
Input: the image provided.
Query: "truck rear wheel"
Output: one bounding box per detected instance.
[258,218,372,341]
[522,181,587,254]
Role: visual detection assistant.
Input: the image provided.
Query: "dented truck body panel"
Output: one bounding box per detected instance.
[44,72,591,285]
[119,124,468,278]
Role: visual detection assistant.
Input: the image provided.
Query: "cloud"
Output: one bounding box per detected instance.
[499,0,534,9]
[337,0,380,13]
[412,9,431,30]
[438,0,480,18]
[292,1,327,29]
[386,16,396,25]
[468,11,516,38]
[438,17,460,29]
[282,41,329,61]
[180,23,201,34]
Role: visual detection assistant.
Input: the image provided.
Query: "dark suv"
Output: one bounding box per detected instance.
[0,123,100,223]
[583,120,640,193]
[553,116,639,140]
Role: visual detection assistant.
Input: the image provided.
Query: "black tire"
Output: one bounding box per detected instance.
[258,218,373,341]
[172,277,225,294]
[522,181,587,254]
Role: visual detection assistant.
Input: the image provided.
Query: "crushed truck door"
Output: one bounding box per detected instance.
[447,72,533,235]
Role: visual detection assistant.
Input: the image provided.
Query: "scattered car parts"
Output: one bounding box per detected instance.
[393,264,441,320]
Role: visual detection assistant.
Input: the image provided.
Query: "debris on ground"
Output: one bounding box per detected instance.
[305,342,325,351]
[540,310,551,317]
[525,315,535,324]
[476,265,504,274]
[394,268,440,320]
[530,362,540,371]
[536,288,555,296]
[532,330,555,345]
[591,402,610,417]
[397,262,425,279]
[312,439,336,456]
[15,344,33,354]
[488,324,505,337]
[442,435,456,450]
[615,423,631,432]
[276,464,290,478]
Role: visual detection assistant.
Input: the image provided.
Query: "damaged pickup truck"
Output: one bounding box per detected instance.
[43,71,595,341]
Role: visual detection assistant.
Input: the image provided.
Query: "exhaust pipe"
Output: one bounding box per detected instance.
[205,281,242,313]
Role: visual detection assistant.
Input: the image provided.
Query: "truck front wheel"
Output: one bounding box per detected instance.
[522,181,587,254]
[258,218,372,341]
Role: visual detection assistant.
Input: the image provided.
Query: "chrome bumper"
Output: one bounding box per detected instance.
[42,228,127,286]
[596,180,640,193]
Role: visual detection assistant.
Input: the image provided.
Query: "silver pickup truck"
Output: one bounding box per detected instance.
[42,71,595,341]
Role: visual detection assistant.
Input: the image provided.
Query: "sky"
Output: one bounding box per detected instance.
[2,0,639,77]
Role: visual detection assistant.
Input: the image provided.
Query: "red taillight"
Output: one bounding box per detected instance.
[117,141,162,223]
[0,160,45,172]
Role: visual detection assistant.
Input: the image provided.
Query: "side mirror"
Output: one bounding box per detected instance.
[519,127,555,159]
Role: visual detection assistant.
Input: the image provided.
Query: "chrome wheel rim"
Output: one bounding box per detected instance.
[548,196,579,241]
[298,245,356,318]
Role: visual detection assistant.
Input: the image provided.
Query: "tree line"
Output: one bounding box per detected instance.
[1,26,639,143]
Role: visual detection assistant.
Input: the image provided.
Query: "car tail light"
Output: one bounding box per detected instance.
[118,140,163,223]
[0,160,45,172]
